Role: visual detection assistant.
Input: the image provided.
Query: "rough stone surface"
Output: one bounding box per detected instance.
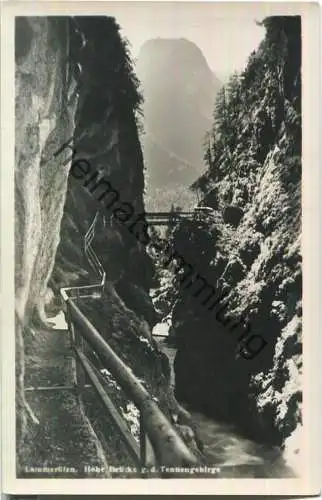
[172,18,302,460]
[15,17,78,461]
[222,205,244,227]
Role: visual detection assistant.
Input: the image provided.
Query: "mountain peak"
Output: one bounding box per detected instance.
[138,37,210,71]
[136,37,222,202]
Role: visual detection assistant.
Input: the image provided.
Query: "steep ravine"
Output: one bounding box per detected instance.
[15,14,301,477]
[15,16,201,474]
[170,16,302,472]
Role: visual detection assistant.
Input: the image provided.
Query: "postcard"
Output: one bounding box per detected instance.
[1,0,320,495]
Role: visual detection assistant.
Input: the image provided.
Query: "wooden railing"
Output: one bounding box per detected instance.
[144,208,213,226]
[62,298,198,471]
[60,212,198,474]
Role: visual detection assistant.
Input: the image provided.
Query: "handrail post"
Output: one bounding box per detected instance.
[65,305,78,388]
[71,304,86,401]
[139,412,147,468]
[139,412,155,476]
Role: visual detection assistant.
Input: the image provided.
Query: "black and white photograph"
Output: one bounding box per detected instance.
[1,0,320,495]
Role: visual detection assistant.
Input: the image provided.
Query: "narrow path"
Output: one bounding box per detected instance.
[155,336,295,478]
[21,327,109,478]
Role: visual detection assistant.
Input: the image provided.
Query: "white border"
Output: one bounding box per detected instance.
[1,1,321,495]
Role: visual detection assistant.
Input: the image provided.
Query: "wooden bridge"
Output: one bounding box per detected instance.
[57,213,198,473]
[144,208,212,226]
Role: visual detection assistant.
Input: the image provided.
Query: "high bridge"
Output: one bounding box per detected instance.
[144,208,212,226]
[144,211,194,226]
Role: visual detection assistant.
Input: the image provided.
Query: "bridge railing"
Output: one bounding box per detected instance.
[144,210,207,226]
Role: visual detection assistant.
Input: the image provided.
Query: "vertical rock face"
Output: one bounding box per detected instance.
[172,17,302,451]
[14,16,200,469]
[15,17,78,454]
[51,17,156,326]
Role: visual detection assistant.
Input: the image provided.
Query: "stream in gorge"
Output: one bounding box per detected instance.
[154,335,296,478]
[50,307,296,477]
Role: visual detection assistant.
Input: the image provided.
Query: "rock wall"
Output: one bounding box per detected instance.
[51,16,156,327]
[48,16,201,461]
[171,16,302,454]
[14,15,207,470]
[15,16,78,456]
[13,14,198,461]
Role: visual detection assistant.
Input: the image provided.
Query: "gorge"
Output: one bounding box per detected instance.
[15,14,301,477]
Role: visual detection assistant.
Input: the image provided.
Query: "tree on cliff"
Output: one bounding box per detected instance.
[75,16,142,118]
[203,16,301,191]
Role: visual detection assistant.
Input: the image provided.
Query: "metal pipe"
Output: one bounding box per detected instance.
[139,412,147,467]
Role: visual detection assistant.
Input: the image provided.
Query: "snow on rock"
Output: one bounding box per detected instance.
[121,402,140,443]
[152,321,170,337]
[49,311,68,331]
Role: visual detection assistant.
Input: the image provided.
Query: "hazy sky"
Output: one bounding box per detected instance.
[104,2,266,80]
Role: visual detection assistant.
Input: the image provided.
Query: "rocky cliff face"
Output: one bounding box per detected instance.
[136,38,221,208]
[171,17,302,458]
[15,16,200,469]
[50,17,156,327]
[15,16,78,457]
